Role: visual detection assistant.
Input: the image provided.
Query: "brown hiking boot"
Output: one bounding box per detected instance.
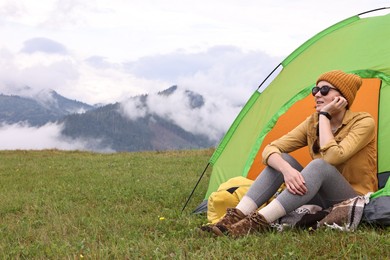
[196,224,216,237]
[228,211,270,237]
[211,208,246,236]
[199,224,214,232]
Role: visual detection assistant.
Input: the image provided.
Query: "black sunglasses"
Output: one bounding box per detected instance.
[311,85,338,96]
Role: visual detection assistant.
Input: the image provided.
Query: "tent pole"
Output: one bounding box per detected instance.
[257,63,282,90]
[181,162,210,212]
[358,7,389,16]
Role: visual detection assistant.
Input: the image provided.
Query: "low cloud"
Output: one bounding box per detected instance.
[119,96,148,120]
[0,122,114,152]
[120,46,281,141]
[120,88,242,142]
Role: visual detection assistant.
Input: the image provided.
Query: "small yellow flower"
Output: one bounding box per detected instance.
[159,217,165,221]
[80,254,84,258]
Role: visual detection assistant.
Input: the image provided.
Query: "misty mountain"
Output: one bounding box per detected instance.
[60,86,213,151]
[0,90,94,126]
[158,85,205,108]
[0,86,215,151]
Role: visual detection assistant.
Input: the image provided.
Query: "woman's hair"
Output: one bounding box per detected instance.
[312,124,320,154]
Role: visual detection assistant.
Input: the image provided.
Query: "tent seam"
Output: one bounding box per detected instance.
[241,87,312,177]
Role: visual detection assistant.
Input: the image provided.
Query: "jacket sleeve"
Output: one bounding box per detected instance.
[262,117,310,165]
[319,115,375,165]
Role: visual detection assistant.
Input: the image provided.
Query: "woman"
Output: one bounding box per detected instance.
[210,70,378,237]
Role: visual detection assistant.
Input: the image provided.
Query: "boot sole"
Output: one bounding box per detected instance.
[211,226,225,236]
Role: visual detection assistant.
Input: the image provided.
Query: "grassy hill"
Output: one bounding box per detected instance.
[0,150,388,258]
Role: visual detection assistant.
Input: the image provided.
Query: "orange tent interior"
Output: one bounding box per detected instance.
[247,78,381,180]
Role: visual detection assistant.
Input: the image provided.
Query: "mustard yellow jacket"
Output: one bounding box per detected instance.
[262,110,377,195]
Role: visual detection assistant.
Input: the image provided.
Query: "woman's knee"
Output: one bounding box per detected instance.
[307,158,327,167]
[305,158,336,174]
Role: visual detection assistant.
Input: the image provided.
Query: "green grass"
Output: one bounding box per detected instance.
[0,149,388,259]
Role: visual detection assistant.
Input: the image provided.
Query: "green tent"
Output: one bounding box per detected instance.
[183,7,390,212]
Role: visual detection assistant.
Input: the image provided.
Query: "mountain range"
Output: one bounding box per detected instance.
[0,86,216,152]
[0,91,93,126]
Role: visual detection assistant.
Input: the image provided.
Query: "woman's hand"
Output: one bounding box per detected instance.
[267,153,307,196]
[282,168,307,195]
[321,96,348,115]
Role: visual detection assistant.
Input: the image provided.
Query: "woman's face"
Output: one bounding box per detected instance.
[313,81,342,112]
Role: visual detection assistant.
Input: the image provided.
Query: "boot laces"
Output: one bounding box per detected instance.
[248,212,266,226]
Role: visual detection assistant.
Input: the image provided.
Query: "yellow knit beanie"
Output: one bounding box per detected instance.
[316,70,362,107]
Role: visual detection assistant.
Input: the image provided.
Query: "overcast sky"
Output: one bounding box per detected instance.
[0,0,388,151]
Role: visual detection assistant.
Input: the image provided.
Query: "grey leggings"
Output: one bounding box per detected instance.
[245,154,358,213]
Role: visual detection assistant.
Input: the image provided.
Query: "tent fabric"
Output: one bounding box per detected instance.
[204,9,390,199]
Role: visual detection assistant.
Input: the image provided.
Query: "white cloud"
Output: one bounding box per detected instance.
[120,96,148,120]
[124,46,281,105]
[0,41,278,106]
[0,48,79,98]
[0,44,165,104]
[2,0,387,60]
[0,122,113,152]
[120,88,242,142]
[118,46,281,141]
